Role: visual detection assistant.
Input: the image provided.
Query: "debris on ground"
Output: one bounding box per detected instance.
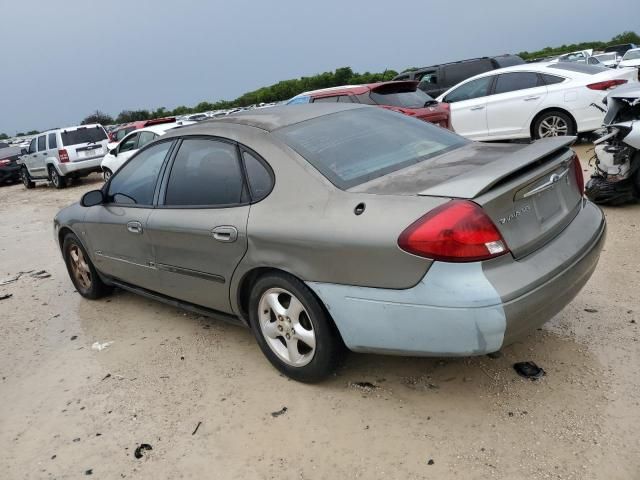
[70,336,78,341]
[84,469,93,475]
[349,381,379,392]
[91,341,113,352]
[402,377,440,391]
[427,459,435,465]
[192,421,202,435]
[101,373,111,381]
[0,294,12,301]
[487,351,502,359]
[584,308,598,313]
[30,270,51,279]
[271,407,288,418]
[513,361,545,380]
[0,271,31,286]
[134,444,152,459]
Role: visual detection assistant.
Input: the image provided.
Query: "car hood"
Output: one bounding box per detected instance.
[348,136,575,199]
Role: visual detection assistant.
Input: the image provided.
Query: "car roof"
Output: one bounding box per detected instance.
[162,103,368,135]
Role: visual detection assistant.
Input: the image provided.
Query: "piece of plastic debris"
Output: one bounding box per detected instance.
[134,444,152,459]
[84,469,93,475]
[584,308,598,313]
[0,294,12,301]
[271,407,288,418]
[70,336,78,341]
[192,421,202,435]
[427,459,435,465]
[91,341,113,352]
[513,361,545,380]
[31,270,51,279]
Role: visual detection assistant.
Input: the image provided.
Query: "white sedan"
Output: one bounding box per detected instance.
[101,123,181,180]
[618,48,640,70]
[436,62,637,141]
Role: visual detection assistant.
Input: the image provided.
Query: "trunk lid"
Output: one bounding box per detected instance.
[349,137,583,258]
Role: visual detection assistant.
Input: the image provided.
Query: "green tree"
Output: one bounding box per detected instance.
[0,133,9,140]
[115,110,151,123]
[81,110,114,125]
[26,130,39,135]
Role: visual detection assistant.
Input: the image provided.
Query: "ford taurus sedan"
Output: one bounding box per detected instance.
[54,104,606,382]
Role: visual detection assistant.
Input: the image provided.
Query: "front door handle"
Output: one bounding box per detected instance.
[524,96,540,101]
[211,226,238,243]
[127,221,143,234]
[470,105,485,111]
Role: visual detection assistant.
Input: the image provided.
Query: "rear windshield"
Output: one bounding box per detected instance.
[61,126,107,146]
[369,84,435,108]
[623,50,640,60]
[275,107,467,189]
[547,63,608,74]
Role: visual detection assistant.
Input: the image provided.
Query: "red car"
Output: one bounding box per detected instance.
[287,81,451,129]
[108,117,177,143]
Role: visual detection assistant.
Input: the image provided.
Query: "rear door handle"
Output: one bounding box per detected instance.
[470,105,485,111]
[211,226,238,243]
[524,96,540,101]
[127,221,143,234]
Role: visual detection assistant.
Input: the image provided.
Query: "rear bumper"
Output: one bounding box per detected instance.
[307,200,605,356]
[58,157,103,176]
[0,164,21,182]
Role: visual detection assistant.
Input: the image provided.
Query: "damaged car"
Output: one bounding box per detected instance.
[55,104,605,382]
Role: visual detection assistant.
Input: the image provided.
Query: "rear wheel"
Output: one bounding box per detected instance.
[103,168,112,182]
[21,167,35,189]
[248,272,344,382]
[48,165,67,189]
[62,233,112,299]
[533,111,575,139]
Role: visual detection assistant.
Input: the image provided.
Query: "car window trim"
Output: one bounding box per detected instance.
[157,135,252,210]
[102,138,177,209]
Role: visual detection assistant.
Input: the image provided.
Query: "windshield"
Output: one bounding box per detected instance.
[369,84,436,108]
[61,126,107,146]
[623,50,640,60]
[275,107,467,189]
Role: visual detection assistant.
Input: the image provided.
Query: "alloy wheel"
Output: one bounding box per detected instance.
[538,115,569,137]
[258,288,316,367]
[50,168,60,187]
[69,245,92,290]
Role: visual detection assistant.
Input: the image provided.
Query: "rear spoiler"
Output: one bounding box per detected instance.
[418,136,576,199]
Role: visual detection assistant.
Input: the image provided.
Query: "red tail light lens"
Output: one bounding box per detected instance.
[0,159,10,166]
[58,149,69,163]
[398,200,509,262]
[572,152,584,195]
[586,79,627,90]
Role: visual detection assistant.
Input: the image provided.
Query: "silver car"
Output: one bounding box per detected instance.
[54,104,606,382]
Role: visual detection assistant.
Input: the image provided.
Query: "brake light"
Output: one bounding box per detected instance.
[586,79,627,90]
[58,149,69,163]
[0,159,10,166]
[398,200,509,262]
[572,152,584,195]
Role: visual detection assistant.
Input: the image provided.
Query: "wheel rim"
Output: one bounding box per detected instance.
[103,170,111,181]
[538,115,569,138]
[50,169,59,186]
[258,288,316,367]
[21,169,30,187]
[69,245,92,290]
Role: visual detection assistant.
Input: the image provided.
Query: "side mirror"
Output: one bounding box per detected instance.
[80,189,105,207]
[110,148,117,157]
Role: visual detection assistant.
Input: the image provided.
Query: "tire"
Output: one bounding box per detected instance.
[103,168,112,182]
[248,271,344,383]
[21,166,35,189]
[62,233,112,299]
[48,165,67,189]
[533,110,576,139]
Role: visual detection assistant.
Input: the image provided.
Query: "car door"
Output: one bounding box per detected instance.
[442,76,494,140]
[146,137,250,313]
[82,140,175,291]
[25,138,40,176]
[486,72,548,139]
[31,135,48,177]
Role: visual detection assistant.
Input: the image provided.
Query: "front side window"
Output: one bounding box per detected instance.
[107,141,172,205]
[164,139,244,207]
[37,135,46,151]
[116,127,134,141]
[28,138,36,154]
[119,133,140,153]
[275,107,467,189]
[493,72,541,95]
[444,76,493,103]
[48,133,57,149]
[287,95,311,105]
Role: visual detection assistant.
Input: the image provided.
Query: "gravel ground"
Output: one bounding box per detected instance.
[0,143,638,479]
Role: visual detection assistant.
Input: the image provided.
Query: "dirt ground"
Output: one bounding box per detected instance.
[0,143,638,480]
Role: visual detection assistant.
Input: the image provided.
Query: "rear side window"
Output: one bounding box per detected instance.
[164,139,244,207]
[493,72,541,94]
[116,127,134,141]
[108,141,172,205]
[37,136,46,151]
[444,76,493,103]
[61,126,107,146]
[242,151,273,201]
[541,74,565,85]
[138,131,156,148]
[370,84,435,108]
[337,95,353,103]
[48,133,57,149]
[275,107,467,189]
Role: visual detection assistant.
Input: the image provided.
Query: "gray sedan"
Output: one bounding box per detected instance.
[54,104,605,382]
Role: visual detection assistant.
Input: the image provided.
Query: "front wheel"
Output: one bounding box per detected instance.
[21,167,35,189]
[248,272,344,383]
[48,165,67,189]
[533,111,575,139]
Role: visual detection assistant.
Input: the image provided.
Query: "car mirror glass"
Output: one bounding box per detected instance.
[80,189,104,207]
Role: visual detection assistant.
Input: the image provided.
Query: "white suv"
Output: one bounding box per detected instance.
[20,124,109,189]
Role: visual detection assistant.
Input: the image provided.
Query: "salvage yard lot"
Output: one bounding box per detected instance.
[0,144,638,479]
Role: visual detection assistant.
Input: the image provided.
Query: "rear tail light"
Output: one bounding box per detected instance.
[586,79,627,90]
[572,152,584,194]
[0,159,10,166]
[58,149,69,163]
[398,200,509,262]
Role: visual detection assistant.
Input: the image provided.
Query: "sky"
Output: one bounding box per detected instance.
[0,0,638,134]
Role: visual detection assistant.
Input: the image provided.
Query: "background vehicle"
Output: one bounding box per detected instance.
[604,43,638,57]
[19,124,108,189]
[393,55,525,97]
[593,52,620,68]
[101,122,184,179]
[108,117,177,146]
[586,83,640,205]
[0,145,22,184]
[55,104,604,382]
[287,81,451,128]
[618,48,640,78]
[436,62,636,141]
